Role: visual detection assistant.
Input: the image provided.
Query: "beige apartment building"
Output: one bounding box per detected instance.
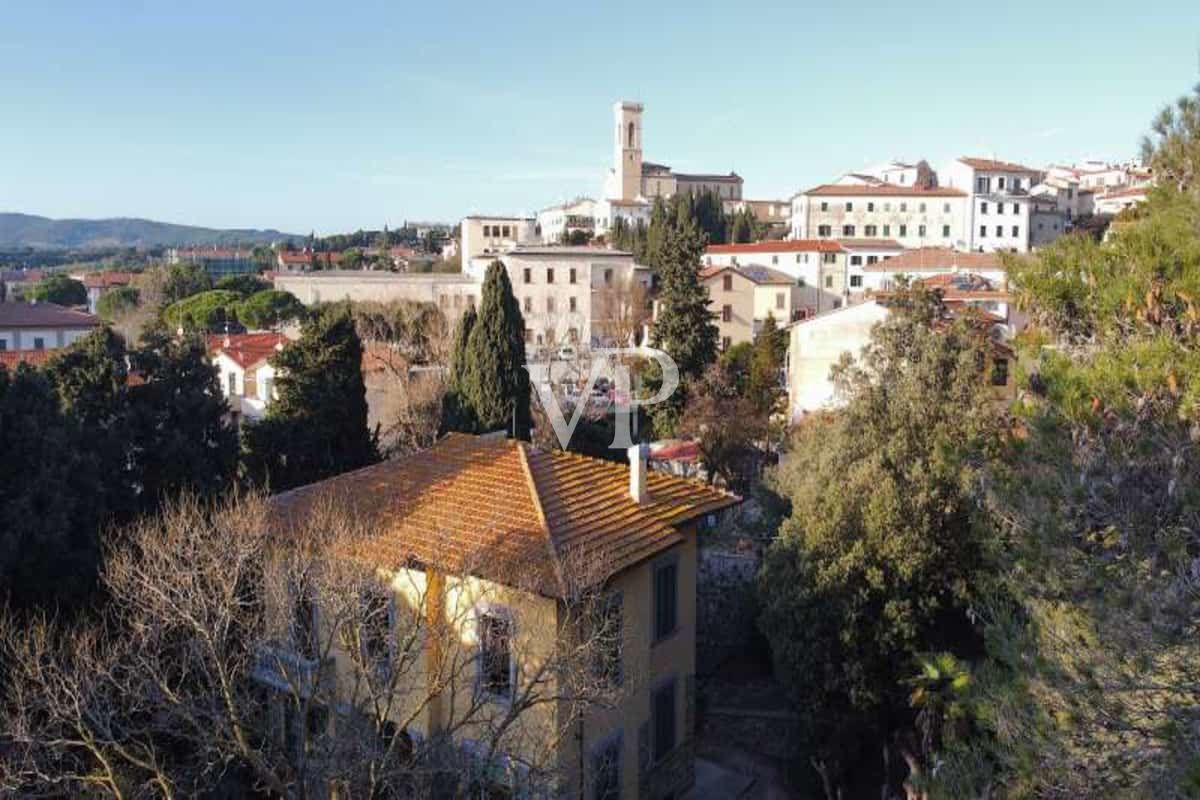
[790,184,971,249]
[701,264,804,349]
[500,246,651,351]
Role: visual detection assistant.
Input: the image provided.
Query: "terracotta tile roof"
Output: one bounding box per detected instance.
[80,271,137,289]
[917,272,999,292]
[864,247,1006,272]
[958,157,1041,174]
[701,264,795,286]
[706,239,842,255]
[0,349,55,370]
[206,332,288,369]
[674,171,742,183]
[278,251,342,266]
[0,269,46,283]
[1096,186,1149,200]
[836,238,904,250]
[271,433,739,596]
[0,302,99,328]
[804,184,967,197]
[648,439,701,463]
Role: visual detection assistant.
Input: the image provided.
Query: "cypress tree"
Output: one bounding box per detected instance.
[747,313,786,415]
[438,304,478,434]
[460,261,530,438]
[648,217,718,435]
[652,217,719,381]
[242,306,379,491]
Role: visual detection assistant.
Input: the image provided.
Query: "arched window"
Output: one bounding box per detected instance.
[627,121,635,148]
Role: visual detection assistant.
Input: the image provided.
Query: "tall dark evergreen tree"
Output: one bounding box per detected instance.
[242,306,379,491]
[43,328,134,523]
[127,325,237,510]
[651,217,719,380]
[438,304,478,435]
[460,262,530,438]
[0,365,95,610]
[693,189,728,245]
[648,217,718,435]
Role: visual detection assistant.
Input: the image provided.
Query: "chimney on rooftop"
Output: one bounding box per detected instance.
[628,443,649,504]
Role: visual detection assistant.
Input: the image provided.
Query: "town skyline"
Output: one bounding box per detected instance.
[3,0,1198,233]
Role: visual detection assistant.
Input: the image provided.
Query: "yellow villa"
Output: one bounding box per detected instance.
[266,432,739,799]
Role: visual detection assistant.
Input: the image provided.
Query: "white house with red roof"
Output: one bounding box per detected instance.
[207,332,289,424]
[72,271,136,314]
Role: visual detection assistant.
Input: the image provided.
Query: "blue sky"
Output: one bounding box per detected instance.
[2,1,1198,234]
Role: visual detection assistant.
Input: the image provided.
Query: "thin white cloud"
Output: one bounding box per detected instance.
[1038,127,1063,139]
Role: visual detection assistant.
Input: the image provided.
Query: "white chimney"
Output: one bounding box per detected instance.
[628,443,649,504]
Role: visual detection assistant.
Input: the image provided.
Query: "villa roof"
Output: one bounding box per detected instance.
[804,184,967,197]
[206,332,288,369]
[958,157,1041,174]
[80,271,137,289]
[700,264,795,286]
[706,239,842,255]
[271,433,739,597]
[0,302,99,329]
[836,238,904,251]
[864,247,1007,272]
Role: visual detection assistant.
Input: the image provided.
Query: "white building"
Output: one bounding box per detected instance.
[536,197,597,244]
[207,332,289,425]
[785,301,890,418]
[834,160,935,188]
[1031,177,1094,222]
[790,184,971,250]
[857,247,1009,295]
[459,215,538,266]
[1094,185,1150,215]
[0,302,99,352]
[941,157,1063,253]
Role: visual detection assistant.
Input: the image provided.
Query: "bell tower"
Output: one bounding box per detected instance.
[612,101,643,202]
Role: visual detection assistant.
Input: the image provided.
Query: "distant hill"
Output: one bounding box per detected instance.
[0,213,303,250]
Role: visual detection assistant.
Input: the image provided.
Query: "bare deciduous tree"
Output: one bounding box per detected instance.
[1,493,632,799]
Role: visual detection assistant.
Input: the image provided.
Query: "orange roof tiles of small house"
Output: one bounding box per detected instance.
[804,184,967,197]
[864,247,1007,272]
[206,332,288,369]
[270,433,740,597]
[958,157,1041,174]
[706,239,842,255]
[0,349,56,370]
